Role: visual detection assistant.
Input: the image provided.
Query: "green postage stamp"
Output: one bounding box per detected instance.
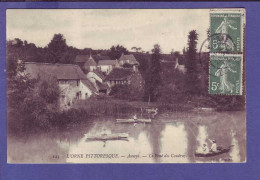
[209,54,243,95]
[210,9,245,53]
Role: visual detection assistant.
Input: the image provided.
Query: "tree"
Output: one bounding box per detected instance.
[108,45,128,59]
[46,34,68,63]
[6,50,60,135]
[185,30,200,95]
[143,44,162,102]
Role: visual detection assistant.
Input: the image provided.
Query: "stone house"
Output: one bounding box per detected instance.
[24,62,97,109]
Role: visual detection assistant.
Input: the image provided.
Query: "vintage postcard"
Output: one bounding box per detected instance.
[6,9,246,163]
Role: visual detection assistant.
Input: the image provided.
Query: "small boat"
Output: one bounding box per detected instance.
[195,146,233,157]
[85,133,129,141]
[116,118,151,123]
[145,107,158,114]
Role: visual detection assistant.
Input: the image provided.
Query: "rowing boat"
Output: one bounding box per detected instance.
[195,146,233,157]
[85,133,129,141]
[116,118,151,123]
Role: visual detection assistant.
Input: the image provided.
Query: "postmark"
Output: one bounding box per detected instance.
[210,9,245,53]
[209,54,243,95]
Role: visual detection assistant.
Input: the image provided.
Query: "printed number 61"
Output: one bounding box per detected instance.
[211,82,219,91]
[213,40,218,49]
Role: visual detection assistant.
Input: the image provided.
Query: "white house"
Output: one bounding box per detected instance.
[174,57,187,73]
[86,70,110,94]
[97,60,119,74]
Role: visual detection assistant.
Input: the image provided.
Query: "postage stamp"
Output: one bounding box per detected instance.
[209,54,243,95]
[210,9,245,53]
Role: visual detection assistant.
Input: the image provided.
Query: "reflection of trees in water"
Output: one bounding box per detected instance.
[54,121,95,144]
[185,121,198,162]
[146,123,166,163]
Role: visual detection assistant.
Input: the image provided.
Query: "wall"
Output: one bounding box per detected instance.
[87,72,103,83]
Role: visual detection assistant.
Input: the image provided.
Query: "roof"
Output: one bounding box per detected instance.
[75,55,91,63]
[98,60,117,66]
[105,68,134,81]
[81,79,97,92]
[75,55,111,64]
[83,57,97,67]
[119,54,139,65]
[24,62,86,80]
[92,55,111,62]
[96,81,109,90]
[92,70,106,80]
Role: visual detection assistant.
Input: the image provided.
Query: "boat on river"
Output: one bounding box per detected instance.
[85,133,129,141]
[116,118,151,123]
[195,146,233,157]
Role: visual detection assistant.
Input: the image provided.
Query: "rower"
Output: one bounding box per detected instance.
[209,139,218,152]
[133,114,137,121]
[202,144,209,153]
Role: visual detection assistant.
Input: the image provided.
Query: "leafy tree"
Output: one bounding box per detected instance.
[185,30,200,95]
[143,44,162,102]
[6,51,60,135]
[108,45,128,59]
[46,34,68,63]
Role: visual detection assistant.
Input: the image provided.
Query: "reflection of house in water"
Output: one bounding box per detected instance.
[24,62,97,109]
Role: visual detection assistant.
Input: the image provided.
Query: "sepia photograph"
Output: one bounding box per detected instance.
[6,9,246,163]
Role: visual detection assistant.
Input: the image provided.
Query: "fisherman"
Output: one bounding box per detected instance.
[209,139,218,152]
[202,143,209,153]
[133,114,137,121]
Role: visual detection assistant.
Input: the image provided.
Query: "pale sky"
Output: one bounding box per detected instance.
[7,9,210,53]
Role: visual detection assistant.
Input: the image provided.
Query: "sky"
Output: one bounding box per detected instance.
[7,9,210,54]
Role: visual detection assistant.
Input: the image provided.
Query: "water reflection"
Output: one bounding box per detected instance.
[7,111,246,163]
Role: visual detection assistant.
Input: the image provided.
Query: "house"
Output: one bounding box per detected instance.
[75,55,97,72]
[119,53,139,71]
[97,60,119,74]
[174,56,187,73]
[105,68,144,89]
[24,62,97,109]
[74,54,111,73]
[87,70,110,94]
[87,70,106,83]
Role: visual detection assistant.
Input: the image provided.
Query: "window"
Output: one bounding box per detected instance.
[77,80,79,86]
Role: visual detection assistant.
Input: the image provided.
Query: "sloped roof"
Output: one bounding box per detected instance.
[96,81,109,90]
[75,55,91,63]
[92,69,106,80]
[81,79,97,92]
[98,60,117,66]
[84,57,97,67]
[105,68,134,81]
[24,62,86,80]
[119,54,139,65]
[92,55,111,62]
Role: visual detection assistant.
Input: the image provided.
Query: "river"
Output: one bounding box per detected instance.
[7,110,246,163]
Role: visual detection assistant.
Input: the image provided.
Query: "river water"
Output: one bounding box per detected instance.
[7,110,246,163]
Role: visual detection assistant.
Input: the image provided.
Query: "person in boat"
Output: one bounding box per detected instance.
[133,114,137,121]
[209,139,218,152]
[202,144,209,153]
